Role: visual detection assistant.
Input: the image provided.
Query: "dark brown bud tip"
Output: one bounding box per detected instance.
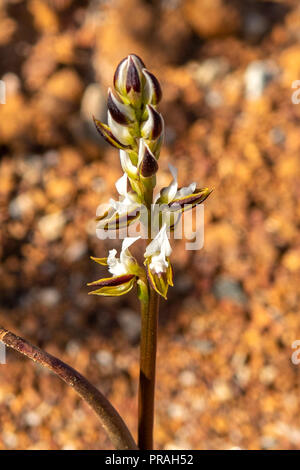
[126,57,141,93]
[148,105,163,140]
[107,90,128,125]
[140,145,159,177]
[129,54,146,68]
[143,69,162,104]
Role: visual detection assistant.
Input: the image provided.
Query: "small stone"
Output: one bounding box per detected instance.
[38,211,66,241]
[81,83,107,141]
[213,380,232,402]
[244,60,278,100]
[117,309,141,343]
[2,432,18,448]
[176,273,193,295]
[192,339,215,354]
[259,365,277,385]
[243,11,269,41]
[44,150,59,167]
[65,340,80,356]
[24,411,41,427]
[213,276,247,305]
[96,350,114,369]
[1,72,21,95]
[9,193,34,218]
[188,58,229,87]
[37,287,61,307]
[260,436,277,449]
[167,403,186,419]
[91,176,106,194]
[64,241,87,262]
[269,127,285,145]
[178,370,196,387]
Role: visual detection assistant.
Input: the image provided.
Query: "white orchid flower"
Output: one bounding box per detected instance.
[144,224,173,299]
[107,237,141,276]
[157,164,196,204]
[96,173,141,231]
[145,224,172,274]
[154,164,212,231]
[88,237,142,297]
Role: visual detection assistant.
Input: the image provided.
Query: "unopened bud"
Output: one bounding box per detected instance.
[139,141,158,178]
[143,69,162,105]
[107,111,134,146]
[93,116,131,150]
[141,105,164,141]
[114,54,145,106]
[107,89,135,125]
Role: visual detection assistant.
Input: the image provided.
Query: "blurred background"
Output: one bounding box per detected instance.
[1,0,300,450]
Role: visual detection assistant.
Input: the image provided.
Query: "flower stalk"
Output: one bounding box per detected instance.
[0,328,137,450]
[90,54,211,449]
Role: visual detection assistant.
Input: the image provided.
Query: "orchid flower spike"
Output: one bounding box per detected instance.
[88,237,143,296]
[89,54,212,302]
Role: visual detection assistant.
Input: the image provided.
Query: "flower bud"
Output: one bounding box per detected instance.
[114,54,145,106]
[113,57,128,96]
[93,116,131,150]
[143,69,162,105]
[107,89,135,125]
[107,111,134,146]
[139,142,158,178]
[141,105,164,141]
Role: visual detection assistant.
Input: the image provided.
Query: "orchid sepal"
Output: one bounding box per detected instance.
[96,207,140,231]
[93,116,132,150]
[88,274,136,296]
[90,256,108,266]
[145,258,172,300]
[170,187,213,211]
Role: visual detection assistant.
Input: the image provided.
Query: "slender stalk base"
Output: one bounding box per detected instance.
[0,328,137,450]
[138,287,160,450]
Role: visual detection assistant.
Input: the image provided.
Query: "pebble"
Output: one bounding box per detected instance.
[9,193,34,218]
[24,411,42,427]
[167,403,186,419]
[189,58,229,87]
[38,211,67,241]
[213,276,247,305]
[37,287,61,307]
[213,380,233,402]
[178,370,196,387]
[64,240,87,262]
[117,309,141,343]
[244,60,278,100]
[65,340,80,356]
[243,10,269,41]
[192,339,215,355]
[95,350,114,369]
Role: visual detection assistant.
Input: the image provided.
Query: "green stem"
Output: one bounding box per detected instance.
[138,286,160,450]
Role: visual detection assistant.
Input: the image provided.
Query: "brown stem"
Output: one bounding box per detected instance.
[138,286,160,450]
[0,328,137,450]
